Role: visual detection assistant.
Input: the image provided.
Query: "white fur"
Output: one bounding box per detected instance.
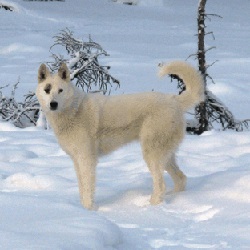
[36,61,204,210]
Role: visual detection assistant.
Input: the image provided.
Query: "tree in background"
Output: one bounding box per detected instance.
[47,29,119,95]
[0,81,39,127]
[195,0,209,134]
[172,0,249,134]
[0,29,119,128]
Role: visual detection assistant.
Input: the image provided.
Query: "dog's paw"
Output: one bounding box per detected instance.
[81,199,96,210]
[149,195,163,205]
[174,174,187,192]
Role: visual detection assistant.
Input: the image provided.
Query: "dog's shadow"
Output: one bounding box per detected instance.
[97,187,152,210]
[97,181,180,211]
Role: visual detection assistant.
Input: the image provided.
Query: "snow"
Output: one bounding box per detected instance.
[0,124,122,249]
[0,0,250,249]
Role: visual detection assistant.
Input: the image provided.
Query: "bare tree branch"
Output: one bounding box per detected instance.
[0,80,39,128]
[47,28,120,94]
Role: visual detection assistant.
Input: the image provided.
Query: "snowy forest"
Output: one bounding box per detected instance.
[0,0,250,249]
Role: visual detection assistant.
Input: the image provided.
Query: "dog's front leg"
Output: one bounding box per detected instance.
[73,154,97,210]
[72,158,84,202]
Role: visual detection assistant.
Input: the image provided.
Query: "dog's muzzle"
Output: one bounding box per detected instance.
[50,101,58,111]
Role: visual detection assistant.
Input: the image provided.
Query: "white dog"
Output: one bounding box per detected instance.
[36,61,204,209]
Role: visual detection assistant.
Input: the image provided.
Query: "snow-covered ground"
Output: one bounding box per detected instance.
[0,0,250,249]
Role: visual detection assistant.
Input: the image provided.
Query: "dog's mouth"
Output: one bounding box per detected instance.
[50,101,58,111]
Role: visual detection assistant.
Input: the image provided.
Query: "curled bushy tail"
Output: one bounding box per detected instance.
[159,61,205,111]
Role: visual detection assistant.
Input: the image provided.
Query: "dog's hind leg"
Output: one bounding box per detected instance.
[140,119,172,205]
[141,148,166,205]
[165,153,187,192]
[147,160,166,205]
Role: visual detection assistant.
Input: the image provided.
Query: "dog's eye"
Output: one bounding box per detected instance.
[58,89,63,94]
[44,88,50,94]
[44,84,51,94]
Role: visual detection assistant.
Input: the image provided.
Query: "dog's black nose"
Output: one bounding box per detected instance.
[50,101,58,110]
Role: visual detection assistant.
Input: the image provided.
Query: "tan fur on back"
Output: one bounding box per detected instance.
[36,61,204,210]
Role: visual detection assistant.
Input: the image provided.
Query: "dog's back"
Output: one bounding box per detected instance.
[93,91,182,155]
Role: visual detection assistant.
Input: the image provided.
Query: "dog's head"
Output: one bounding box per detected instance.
[36,63,75,113]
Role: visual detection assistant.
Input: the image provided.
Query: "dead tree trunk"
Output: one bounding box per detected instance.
[196,0,209,134]
[171,0,250,133]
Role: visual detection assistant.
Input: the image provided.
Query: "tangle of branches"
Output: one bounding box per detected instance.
[0,28,119,128]
[0,80,39,128]
[169,74,250,133]
[47,28,120,94]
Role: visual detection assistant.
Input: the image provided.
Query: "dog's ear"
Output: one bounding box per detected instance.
[38,64,50,83]
[58,63,70,82]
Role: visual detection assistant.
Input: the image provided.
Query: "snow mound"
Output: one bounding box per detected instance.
[0,0,21,12]
[0,121,22,131]
[0,193,122,249]
[0,149,37,162]
[3,173,53,191]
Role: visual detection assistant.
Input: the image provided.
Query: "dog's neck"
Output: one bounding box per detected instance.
[46,89,84,135]
[71,88,83,113]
